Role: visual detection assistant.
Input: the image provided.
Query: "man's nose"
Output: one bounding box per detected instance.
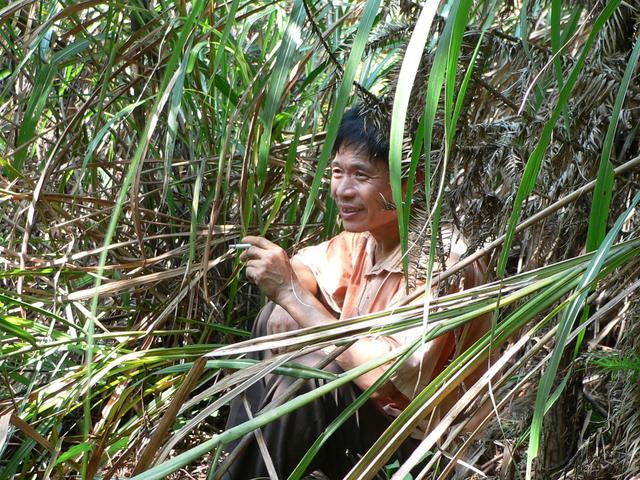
[334,176,356,199]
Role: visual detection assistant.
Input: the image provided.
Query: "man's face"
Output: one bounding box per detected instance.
[330,146,399,238]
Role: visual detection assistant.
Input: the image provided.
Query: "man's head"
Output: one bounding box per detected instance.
[330,106,399,241]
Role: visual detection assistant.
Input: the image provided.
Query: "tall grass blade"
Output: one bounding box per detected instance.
[586,35,640,251]
[525,191,640,479]
[256,0,305,192]
[11,63,56,177]
[298,0,382,239]
[388,0,441,274]
[496,0,623,277]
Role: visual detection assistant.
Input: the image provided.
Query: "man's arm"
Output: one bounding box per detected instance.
[436,257,493,430]
[290,257,317,297]
[264,259,318,345]
[240,236,401,397]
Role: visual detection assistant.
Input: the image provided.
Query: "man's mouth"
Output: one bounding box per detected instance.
[339,206,364,219]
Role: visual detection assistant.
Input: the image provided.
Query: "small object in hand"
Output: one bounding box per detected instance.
[230,243,251,250]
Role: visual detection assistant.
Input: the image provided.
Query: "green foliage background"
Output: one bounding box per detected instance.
[0,0,639,478]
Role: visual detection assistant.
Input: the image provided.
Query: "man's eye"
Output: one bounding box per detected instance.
[355,171,369,179]
[331,169,342,176]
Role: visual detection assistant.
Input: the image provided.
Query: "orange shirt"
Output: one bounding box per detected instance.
[294,230,468,406]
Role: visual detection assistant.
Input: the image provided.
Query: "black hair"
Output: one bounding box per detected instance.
[333,105,389,164]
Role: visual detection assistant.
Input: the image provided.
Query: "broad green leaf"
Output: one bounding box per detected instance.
[586,34,640,251]
[526,192,640,479]
[298,0,382,238]
[496,0,623,277]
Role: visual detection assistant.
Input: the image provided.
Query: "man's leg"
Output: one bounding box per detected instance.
[224,353,395,479]
[223,301,276,447]
[221,303,395,479]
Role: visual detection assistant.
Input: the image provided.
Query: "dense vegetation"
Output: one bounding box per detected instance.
[0,0,639,478]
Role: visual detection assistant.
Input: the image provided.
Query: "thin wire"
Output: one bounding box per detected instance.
[290,271,315,308]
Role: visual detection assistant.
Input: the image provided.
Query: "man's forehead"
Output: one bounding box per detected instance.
[332,148,386,170]
[331,158,374,169]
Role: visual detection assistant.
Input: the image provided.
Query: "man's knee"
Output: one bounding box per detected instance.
[251,301,277,338]
[252,301,300,337]
[294,350,343,375]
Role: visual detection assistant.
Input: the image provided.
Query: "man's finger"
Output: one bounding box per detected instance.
[239,246,267,262]
[239,247,256,262]
[245,265,257,283]
[244,259,261,270]
[242,236,276,250]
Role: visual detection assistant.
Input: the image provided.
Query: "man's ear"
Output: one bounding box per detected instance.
[415,166,425,186]
[401,167,425,194]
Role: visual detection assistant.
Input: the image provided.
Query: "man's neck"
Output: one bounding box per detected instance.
[370,229,400,264]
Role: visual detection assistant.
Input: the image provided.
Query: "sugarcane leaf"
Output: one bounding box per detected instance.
[298,0,382,238]
[526,192,640,478]
[586,34,640,251]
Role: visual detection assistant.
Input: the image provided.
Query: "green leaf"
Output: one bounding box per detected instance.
[550,0,570,132]
[155,359,337,381]
[262,123,301,234]
[388,0,441,275]
[496,0,623,277]
[55,442,93,466]
[0,293,84,335]
[526,192,640,478]
[298,0,382,238]
[51,37,92,64]
[586,34,640,251]
[11,63,57,178]
[0,316,37,345]
[256,0,305,192]
[79,100,148,185]
[106,436,130,456]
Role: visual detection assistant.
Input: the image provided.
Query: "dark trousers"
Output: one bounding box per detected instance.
[222,303,416,479]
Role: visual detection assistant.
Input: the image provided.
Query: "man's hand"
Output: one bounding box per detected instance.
[239,236,295,303]
[266,304,300,354]
[267,304,300,335]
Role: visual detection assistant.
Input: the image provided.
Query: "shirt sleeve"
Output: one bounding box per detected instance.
[388,326,456,400]
[292,232,361,315]
[388,226,482,401]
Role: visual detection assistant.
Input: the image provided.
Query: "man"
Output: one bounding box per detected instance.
[222,106,490,479]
